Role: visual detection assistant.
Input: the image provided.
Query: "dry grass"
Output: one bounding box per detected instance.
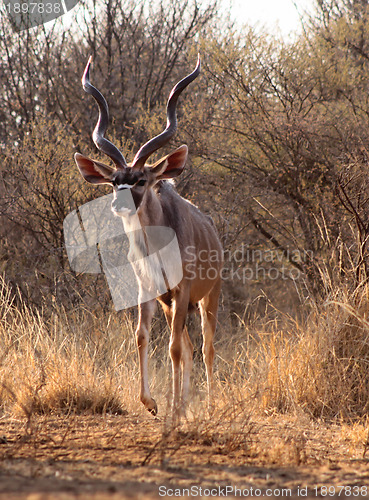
[2,274,369,429]
[0,276,138,417]
[241,285,369,420]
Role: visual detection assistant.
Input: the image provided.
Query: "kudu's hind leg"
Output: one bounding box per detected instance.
[136,299,157,415]
[181,326,194,407]
[199,278,221,408]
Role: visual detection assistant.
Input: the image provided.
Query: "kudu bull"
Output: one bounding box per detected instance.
[74,56,223,416]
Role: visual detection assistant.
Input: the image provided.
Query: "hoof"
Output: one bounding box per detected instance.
[146,398,158,416]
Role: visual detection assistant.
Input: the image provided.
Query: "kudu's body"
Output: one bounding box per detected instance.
[74,56,222,416]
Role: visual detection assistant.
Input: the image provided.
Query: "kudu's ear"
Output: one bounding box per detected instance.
[74,153,115,185]
[150,145,188,180]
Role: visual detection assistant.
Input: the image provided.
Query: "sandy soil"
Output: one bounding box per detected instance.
[0,412,368,499]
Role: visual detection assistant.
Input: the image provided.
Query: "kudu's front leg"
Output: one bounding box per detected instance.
[169,290,191,419]
[136,299,157,415]
[163,304,193,415]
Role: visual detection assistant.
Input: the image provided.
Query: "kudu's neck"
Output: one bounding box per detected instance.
[133,187,164,229]
[118,186,164,240]
[118,187,166,268]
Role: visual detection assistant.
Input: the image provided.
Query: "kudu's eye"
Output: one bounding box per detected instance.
[136,179,146,186]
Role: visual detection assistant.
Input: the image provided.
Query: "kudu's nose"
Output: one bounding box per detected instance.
[112,189,130,211]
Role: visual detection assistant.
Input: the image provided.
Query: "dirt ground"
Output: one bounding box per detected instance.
[0,412,369,499]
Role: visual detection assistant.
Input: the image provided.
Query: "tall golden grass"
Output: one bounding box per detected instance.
[0,276,137,416]
[1,275,369,421]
